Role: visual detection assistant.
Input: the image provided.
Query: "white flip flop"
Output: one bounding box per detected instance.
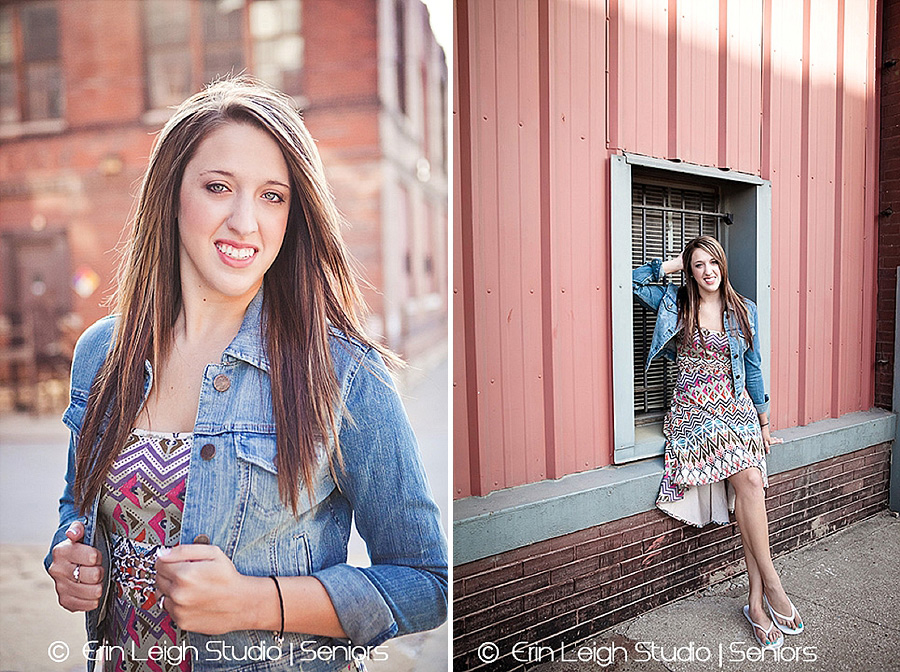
[764,593,804,635]
[743,604,784,650]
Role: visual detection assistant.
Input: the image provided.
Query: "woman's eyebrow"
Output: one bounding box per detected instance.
[199,169,290,190]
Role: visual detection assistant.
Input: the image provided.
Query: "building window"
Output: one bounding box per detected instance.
[395,0,407,115]
[610,153,772,464]
[144,0,194,110]
[632,180,725,424]
[249,0,302,95]
[143,0,303,112]
[200,0,245,85]
[0,1,64,125]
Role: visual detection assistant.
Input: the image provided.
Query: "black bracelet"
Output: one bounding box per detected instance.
[759,422,769,428]
[269,575,284,645]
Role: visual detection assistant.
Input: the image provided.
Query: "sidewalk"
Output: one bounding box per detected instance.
[0,355,449,672]
[531,510,900,672]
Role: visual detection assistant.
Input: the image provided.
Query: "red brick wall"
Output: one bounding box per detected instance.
[0,0,154,330]
[59,0,145,127]
[453,443,891,671]
[302,0,383,318]
[876,0,900,408]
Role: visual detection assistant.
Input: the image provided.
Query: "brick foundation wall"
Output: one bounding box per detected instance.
[876,0,900,408]
[453,443,892,671]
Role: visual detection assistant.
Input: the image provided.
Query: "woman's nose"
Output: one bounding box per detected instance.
[227,195,258,236]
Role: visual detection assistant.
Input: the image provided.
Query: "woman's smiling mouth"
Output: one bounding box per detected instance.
[215,241,258,261]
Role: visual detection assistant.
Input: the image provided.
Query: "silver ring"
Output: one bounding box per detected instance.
[73,564,81,583]
[158,595,166,611]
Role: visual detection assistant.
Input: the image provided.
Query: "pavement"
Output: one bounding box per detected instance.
[530,509,900,672]
[0,354,449,672]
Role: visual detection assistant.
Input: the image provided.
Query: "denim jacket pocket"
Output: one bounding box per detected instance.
[234,434,335,515]
[233,434,334,577]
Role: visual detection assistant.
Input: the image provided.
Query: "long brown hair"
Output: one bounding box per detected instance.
[677,235,754,350]
[75,77,388,515]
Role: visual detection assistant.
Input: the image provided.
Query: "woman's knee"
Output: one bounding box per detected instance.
[730,467,765,493]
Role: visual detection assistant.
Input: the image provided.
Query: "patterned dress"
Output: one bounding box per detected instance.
[99,429,192,672]
[97,429,369,672]
[656,327,767,527]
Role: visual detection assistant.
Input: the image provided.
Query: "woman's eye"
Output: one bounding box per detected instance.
[262,191,285,203]
[206,183,228,193]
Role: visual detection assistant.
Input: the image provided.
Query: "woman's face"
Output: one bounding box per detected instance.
[688,246,722,297]
[177,122,290,304]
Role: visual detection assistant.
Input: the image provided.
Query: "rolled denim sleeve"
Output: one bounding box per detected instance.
[312,348,448,648]
[743,302,770,415]
[632,258,670,313]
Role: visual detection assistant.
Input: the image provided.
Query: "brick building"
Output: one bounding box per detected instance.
[453,0,893,670]
[0,0,448,409]
[877,0,900,410]
[877,0,900,516]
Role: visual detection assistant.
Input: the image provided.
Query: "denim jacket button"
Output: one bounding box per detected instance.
[193,534,210,544]
[200,443,216,460]
[213,374,231,392]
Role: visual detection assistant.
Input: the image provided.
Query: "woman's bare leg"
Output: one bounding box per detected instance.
[729,468,802,632]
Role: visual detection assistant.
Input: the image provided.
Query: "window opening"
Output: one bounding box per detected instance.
[631,179,729,424]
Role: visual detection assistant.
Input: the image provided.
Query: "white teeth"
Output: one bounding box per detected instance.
[216,242,256,260]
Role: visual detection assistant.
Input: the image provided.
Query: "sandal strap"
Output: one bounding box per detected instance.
[765,593,799,623]
[744,606,782,645]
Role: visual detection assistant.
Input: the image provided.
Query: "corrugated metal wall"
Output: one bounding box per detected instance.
[454,0,879,499]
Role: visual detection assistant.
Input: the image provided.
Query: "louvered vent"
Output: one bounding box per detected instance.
[632,180,727,424]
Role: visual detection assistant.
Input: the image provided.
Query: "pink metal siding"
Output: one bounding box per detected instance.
[455,0,880,498]
[548,0,613,478]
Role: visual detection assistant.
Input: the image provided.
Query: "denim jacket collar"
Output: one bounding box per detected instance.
[221,287,270,372]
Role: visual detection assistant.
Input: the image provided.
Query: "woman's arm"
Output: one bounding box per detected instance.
[155,545,347,638]
[633,254,682,313]
[310,347,448,646]
[45,431,82,572]
[661,254,684,276]
[743,302,770,416]
[741,302,781,452]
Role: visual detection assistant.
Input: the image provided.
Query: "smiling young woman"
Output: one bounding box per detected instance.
[43,77,448,672]
[633,235,803,652]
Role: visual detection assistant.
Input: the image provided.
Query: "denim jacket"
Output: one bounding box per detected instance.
[632,258,770,415]
[44,290,448,672]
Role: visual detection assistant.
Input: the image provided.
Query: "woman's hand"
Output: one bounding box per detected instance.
[761,425,783,454]
[48,521,105,612]
[661,252,684,275]
[155,543,260,635]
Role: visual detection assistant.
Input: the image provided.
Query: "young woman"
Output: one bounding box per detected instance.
[44,77,447,672]
[632,235,802,651]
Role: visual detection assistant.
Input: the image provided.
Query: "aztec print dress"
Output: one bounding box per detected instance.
[656,326,767,527]
[97,429,369,672]
[98,429,193,672]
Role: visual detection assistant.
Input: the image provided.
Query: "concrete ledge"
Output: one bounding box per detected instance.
[453,409,895,565]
